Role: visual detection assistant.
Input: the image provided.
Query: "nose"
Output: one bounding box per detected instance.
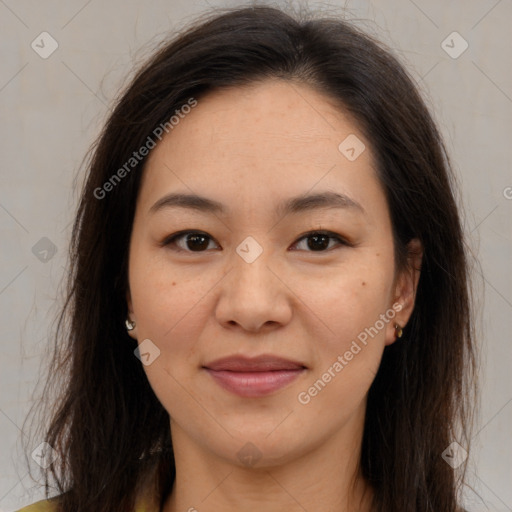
[214,246,293,333]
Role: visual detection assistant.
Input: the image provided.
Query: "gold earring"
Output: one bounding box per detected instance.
[395,323,403,338]
[125,318,136,331]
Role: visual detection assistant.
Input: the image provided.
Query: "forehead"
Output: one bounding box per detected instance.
[138,79,384,220]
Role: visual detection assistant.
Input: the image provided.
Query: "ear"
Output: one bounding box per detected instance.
[126,288,138,340]
[385,238,423,346]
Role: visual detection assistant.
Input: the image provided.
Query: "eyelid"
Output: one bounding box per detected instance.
[160,229,352,252]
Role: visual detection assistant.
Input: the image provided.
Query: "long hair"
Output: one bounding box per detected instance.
[23,5,479,511]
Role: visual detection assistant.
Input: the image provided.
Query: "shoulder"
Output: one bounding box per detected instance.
[15,497,59,512]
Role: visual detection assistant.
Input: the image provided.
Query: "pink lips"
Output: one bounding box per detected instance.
[203,355,307,397]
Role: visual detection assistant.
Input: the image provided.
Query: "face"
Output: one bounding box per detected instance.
[126,79,421,468]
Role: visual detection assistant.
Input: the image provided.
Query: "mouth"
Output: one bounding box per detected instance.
[202,354,307,398]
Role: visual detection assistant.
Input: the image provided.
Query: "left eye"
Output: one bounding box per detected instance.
[161,230,349,253]
[291,231,349,252]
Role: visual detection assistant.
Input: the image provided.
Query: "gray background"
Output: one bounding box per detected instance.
[0,1,510,511]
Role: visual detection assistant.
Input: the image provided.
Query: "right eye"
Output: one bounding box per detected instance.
[160,230,221,253]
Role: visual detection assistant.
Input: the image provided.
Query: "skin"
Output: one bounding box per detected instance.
[126,79,423,512]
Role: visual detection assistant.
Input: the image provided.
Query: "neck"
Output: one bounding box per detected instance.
[162,406,374,512]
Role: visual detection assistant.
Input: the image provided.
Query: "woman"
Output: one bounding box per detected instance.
[19,5,478,512]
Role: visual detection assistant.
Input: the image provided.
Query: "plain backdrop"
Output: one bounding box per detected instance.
[0,1,510,511]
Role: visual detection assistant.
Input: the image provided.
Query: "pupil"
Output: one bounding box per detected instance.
[308,234,329,251]
[187,234,209,251]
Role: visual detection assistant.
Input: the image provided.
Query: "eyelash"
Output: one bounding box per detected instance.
[160,230,352,254]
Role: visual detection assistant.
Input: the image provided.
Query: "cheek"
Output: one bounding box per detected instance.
[291,252,394,349]
[292,255,394,415]
[128,249,213,363]
[128,257,212,415]
[294,272,390,418]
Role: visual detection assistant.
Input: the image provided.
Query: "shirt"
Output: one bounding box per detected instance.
[16,460,164,511]
[16,497,471,511]
[15,493,159,512]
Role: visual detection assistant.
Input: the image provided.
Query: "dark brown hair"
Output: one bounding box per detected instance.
[23,5,479,511]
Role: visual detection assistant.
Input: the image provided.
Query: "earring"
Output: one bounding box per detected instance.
[395,323,403,338]
[125,318,136,331]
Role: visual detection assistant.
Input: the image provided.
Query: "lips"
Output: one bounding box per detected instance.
[203,354,307,372]
[202,355,307,397]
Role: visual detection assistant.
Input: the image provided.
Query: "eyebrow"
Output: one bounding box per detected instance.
[148,190,365,217]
